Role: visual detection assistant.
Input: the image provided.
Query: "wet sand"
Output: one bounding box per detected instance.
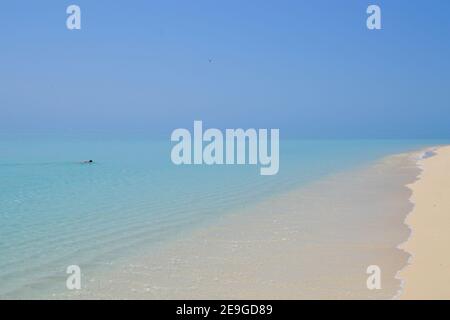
[65,151,424,299]
[398,146,450,299]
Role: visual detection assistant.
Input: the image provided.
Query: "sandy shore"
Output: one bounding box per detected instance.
[398,146,450,300]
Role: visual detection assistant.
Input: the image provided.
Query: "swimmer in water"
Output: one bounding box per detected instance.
[81,160,94,164]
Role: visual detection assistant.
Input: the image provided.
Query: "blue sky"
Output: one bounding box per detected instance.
[1,0,449,138]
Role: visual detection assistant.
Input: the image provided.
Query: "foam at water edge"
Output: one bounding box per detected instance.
[392,146,440,300]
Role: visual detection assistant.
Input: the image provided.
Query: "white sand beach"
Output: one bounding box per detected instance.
[399,146,450,299]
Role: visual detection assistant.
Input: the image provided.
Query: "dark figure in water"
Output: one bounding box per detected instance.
[82,160,94,164]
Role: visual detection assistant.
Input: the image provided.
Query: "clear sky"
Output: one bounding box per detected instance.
[1,0,449,138]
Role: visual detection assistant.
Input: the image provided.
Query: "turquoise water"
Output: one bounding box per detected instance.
[0,137,445,298]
